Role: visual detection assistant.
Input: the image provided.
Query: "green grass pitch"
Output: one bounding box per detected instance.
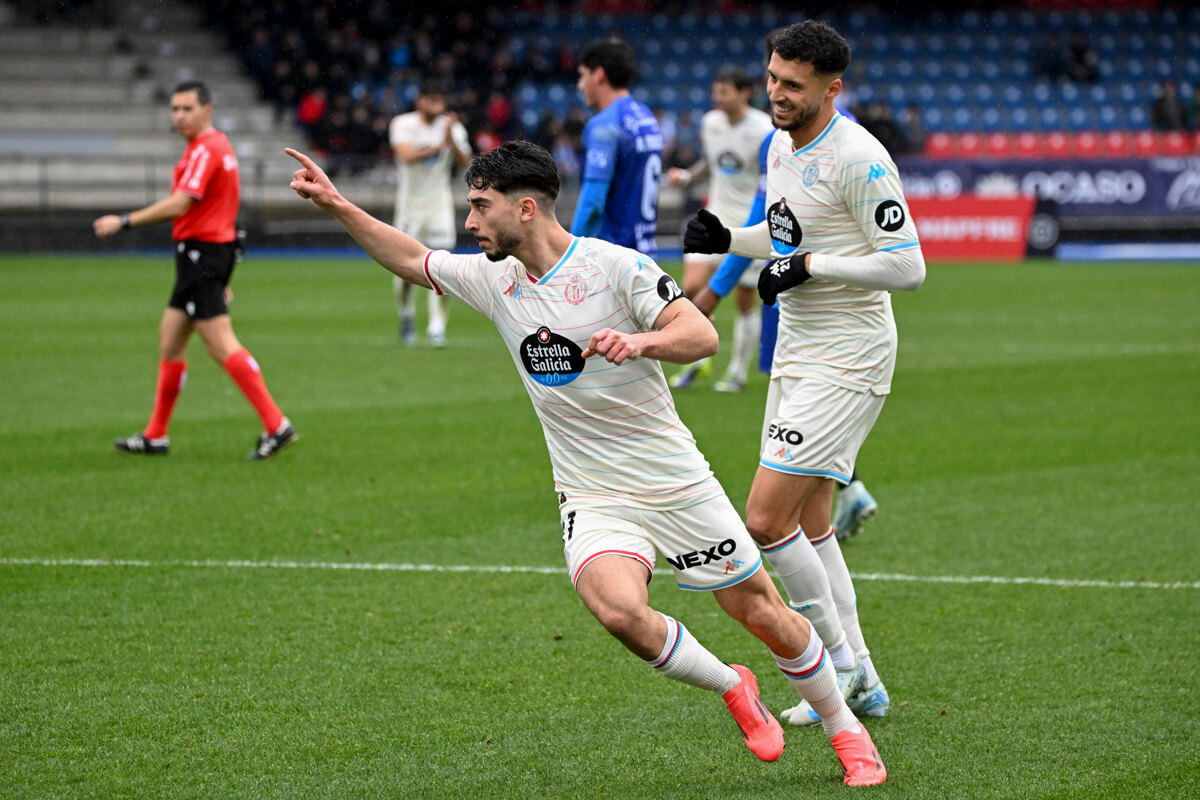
[1,253,1197,799]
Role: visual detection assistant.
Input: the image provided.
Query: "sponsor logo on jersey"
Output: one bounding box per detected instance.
[657,274,684,303]
[520,326,585,387]
[717,150,744,174]
[664,538,738,571]
[564,274,587,306]
[724,558,746,575]
[875,200,906,232]
[502,276,522,300]
[767,199,801,254]
[867,163,888,184]
[803,161,820,187]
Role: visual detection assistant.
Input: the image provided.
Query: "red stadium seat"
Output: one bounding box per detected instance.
[925,132,954,158]
[1162,131,1193,156]
[1101,131,1131,157]
[985,133,1013,157]
[1015,132,1042,158]
[958,133,982,157]
[1045,132,1074,157]
[1075,132,1100,156]
[1133,131,1161,157]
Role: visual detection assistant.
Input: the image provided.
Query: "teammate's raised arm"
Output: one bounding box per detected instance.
[285,148,432,288]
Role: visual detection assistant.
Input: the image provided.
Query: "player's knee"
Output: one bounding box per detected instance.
[744,508,783,546]
[592,603,647,641]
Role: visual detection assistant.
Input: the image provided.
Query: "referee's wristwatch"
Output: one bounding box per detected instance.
[119,214,131,230]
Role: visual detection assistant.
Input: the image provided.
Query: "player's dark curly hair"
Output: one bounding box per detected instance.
[465,140,560,204]
[579,37,639,89]
[770,20,851,77]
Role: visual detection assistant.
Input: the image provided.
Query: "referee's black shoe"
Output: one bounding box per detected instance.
[248,418,298,461]
[114,431,169,455]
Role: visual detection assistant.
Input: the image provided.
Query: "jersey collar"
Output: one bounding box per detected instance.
[533,236,579,285]
[791,112,841,156]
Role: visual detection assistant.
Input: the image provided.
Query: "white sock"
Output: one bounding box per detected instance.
[812,527,873,671]
[727,309,761,381]
[761,525,850,661]
[427,290,448,337]
[644,613,739,693]
[860,654,880,688]
[773,625,860,738]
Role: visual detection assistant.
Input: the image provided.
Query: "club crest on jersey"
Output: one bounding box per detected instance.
[803,161,820,187]
[521,326,586,387]
[767,199,801,254]
[657,274,684,303]
[564,274,587,306]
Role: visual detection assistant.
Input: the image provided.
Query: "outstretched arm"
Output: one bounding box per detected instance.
[93,192,193,239]
[286,147,432,287]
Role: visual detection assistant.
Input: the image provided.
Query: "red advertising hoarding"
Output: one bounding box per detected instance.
[907,195,1035,262]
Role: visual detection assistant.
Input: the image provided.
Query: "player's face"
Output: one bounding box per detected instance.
[711,81,746,116]
[416,93,446,121]
[576,65,601,108]
[170,91,212,141]
[465,188,524,262]
[765,53,838,134]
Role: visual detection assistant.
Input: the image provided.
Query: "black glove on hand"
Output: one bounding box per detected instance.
[682,208,731,254]
[758,253,812,306]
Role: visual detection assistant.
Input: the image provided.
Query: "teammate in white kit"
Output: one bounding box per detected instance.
[389,80,471,346]
[285,139,886,785]
[686,20,925,727]
[667,67,775,393]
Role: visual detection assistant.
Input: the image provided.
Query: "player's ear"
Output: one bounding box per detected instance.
[826,76,843,101]
[518,196,538,222]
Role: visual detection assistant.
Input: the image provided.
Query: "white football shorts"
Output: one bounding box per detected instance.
[759,375,885,484]
[560,493,762,592]
[394,207,457,251]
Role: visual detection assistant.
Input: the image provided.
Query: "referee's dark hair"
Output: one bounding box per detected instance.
[579,37,639,89]
[465,140,560,206]
[173,80,212,105]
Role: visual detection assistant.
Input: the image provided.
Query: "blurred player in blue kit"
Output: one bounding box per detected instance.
[286,138,886,785]
[571,37,662,257]
[687,20,925,726]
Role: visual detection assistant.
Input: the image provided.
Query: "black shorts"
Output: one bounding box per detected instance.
[169,240,237,319]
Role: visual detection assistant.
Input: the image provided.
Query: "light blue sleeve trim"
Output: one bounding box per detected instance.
[878,241,921,252]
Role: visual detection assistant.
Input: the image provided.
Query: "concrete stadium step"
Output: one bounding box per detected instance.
[0,107,281,134]
[0,28,120,54]
[0,54,141,81]
[0,80,261,107]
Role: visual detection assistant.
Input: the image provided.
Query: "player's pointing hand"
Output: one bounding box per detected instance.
[582,328,643,365]
[285,147,339,209]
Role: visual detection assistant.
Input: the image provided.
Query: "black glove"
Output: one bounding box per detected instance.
[682,208,731,254]
[758,253,811,306]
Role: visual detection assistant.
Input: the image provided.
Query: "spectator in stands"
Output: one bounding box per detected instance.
[1034,35,1068,82]
[1066,32,1099,83]
[899,103,925,155]
[1151,79,1190,132]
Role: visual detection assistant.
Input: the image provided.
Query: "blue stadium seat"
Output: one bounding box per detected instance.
[949,106,975,133]
[980,107,1006,132]
[1009,107,1033,132]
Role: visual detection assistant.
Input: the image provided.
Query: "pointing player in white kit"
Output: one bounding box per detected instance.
[389,79,471,346]
[666,66,775,393]
[286,139,887,785]
[686,20,925,727]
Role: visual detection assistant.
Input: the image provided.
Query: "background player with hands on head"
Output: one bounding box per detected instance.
[389,79,472,346]
[286,139,887,786]
[685,20,925,727]
[94,80,297,461]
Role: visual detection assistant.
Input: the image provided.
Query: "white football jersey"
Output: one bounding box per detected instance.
[763,112,920,394]
[700,106,774,224]
[424,237,724,509]
[389,111,471,223]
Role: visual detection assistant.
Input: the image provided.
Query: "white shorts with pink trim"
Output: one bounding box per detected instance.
[560,493,761,592]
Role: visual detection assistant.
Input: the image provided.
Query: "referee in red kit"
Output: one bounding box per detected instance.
[94,80,297,460]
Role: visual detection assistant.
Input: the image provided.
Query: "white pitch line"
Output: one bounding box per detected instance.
[1,557,1197,591]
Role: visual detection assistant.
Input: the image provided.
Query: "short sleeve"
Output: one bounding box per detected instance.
[176,143,217,200]
[605,249,684,331]
[451,122,471,153]
[838,143,921,254]
[389,115,411,147]
[423,250,503,318]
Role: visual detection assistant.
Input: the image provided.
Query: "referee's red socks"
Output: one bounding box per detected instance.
[222,348,285,434]
[144,359,187,439]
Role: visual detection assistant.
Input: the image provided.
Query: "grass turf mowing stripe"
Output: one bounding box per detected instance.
[2,557,1196,590]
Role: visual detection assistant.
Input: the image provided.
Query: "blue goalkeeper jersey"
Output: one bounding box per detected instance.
[576,95,662,256]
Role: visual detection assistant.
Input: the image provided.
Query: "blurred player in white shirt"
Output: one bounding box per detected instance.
[667,67,775,392]
[686,20,925,728]
[389,80,471,346]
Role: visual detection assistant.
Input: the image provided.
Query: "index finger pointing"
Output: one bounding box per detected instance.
[284,147,316,169]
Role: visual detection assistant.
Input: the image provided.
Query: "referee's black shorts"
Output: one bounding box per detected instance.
[168,239,237,319]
